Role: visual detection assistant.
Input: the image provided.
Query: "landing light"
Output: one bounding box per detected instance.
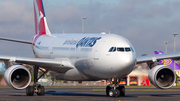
[101,32,106,34]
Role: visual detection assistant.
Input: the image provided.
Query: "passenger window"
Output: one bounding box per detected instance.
[117,48,124,52]
[125,47,131,52]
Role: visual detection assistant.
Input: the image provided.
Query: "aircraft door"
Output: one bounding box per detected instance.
[94,41,105,60]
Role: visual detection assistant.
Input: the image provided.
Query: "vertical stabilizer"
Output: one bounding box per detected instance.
[34,0,51,35]
[154,51,180,70]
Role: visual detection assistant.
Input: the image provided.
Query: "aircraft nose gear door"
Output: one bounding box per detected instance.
[94,41,105,60]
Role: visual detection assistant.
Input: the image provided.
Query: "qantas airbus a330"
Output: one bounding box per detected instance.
[0,0,179,97]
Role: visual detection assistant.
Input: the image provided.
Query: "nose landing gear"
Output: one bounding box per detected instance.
[106,78,125,97]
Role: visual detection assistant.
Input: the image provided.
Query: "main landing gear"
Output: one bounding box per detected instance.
[106,78,125,97]
[26,66,48,96]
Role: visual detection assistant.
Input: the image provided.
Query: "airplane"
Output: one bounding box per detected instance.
[0,0,179,97]
[154,51,180,70]
[155,51,180,70]
[0,63,6,75]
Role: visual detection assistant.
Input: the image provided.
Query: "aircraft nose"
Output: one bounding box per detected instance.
[108,52,136,78]
[121,53,136,66]
[121,53,135,64]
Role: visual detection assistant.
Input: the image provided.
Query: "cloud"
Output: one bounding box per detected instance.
[0,0,34,57]
[0,0,34,37]
[0,0,180,57]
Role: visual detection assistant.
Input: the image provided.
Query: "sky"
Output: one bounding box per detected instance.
[0,0,180,57]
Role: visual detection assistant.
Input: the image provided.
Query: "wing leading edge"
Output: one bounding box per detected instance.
[136,52,180,64]
[0,55,74,73]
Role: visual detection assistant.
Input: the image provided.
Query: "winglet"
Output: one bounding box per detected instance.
[154,51,163,54]
[154,51,159,54]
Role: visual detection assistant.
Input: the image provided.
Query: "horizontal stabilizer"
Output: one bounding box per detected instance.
[0,37,32,44]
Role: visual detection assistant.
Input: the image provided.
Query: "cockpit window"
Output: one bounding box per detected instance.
[109,47,132,52]
[109,47,113,52]
[112,47,116,52]
[125,47,131,52]
[130,47,134,52]
[117,48,124,52]
[109,47,116,52]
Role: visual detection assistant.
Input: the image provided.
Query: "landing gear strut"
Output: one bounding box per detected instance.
[26,66,48,96]
[106,78,125,97]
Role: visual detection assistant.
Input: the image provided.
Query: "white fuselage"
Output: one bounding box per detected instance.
[32,33,137,81]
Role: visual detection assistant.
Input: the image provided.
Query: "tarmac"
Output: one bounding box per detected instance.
[0,87,180,101]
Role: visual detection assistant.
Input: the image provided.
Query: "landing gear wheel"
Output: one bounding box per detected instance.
[115,89,120,97]
[26,86,34,96]
[118,86,125,96]
[106,78,126,97]
[37,86,45,96]
[109,89,115,97]
[106,85,111,96]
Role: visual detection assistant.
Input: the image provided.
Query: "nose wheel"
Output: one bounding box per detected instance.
[106,78,125,97]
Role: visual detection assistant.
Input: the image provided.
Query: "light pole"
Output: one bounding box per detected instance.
[172,33,178,52]
[82,17,86,34]
[164,41,169,53]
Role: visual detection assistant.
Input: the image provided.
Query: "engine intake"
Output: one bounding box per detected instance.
[148,65,176,89]
[4,65,31,90]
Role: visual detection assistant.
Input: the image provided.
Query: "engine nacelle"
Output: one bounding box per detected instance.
[4,65,31,90]
[148,65,176,89]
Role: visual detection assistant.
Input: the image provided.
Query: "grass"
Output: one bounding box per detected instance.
[0,86,10,88]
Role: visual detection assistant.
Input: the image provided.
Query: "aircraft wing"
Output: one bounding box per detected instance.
[0,37,32,44]
[0,55,74,73]
[136,52,180,64]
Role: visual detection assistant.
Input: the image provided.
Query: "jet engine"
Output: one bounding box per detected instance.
[148,65,176,89]
[4,65,31,90]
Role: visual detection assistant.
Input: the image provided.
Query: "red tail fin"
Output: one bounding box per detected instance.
[34,0,51,35]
